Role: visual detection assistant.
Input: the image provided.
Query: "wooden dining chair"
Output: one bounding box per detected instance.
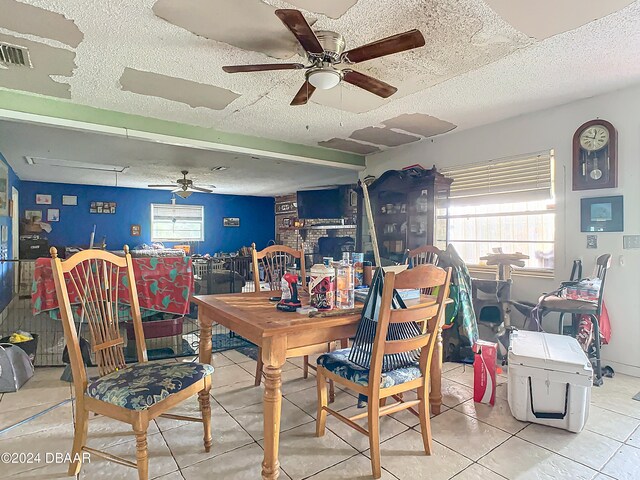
[406,245,443,267]
[315,264,452,479]
[251,243,337,400]
[50,246,213,480]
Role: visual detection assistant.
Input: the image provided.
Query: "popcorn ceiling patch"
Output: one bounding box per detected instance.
[382,113,456,137]
[0,0,83,47]
[120,67,240,110]
[318,138,381,155]
[153,0,300,59]
[349,126,420,147]
[0,32,75,98]
[8,0,640,155]
[286,0,358,19]
[485,0,635,40]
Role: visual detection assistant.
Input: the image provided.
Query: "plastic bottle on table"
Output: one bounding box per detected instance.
[335,252,355,309]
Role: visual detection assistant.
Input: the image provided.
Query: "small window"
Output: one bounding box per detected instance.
[151,204,204,242]
[440,151,555,270]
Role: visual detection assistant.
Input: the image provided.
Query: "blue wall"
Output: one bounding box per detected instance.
[0,151,21,311]
[19,181,275,254]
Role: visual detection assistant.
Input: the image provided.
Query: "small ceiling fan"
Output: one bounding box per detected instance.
[222,9,425,106]
[148,170,214,199]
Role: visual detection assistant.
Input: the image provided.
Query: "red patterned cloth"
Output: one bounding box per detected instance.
[32,256,194,317]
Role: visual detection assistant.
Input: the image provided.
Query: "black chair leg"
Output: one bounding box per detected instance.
[558,313,565,335]
[590,315,603,386]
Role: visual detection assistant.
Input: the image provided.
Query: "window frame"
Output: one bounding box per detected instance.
[440,151,556,273]
[150,203,205,243]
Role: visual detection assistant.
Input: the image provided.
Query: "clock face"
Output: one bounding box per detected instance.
[579,125,609,151]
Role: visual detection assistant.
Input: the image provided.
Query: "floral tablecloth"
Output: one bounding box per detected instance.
[32,256,194,320]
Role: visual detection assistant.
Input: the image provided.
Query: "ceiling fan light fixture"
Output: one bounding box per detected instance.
[175,190,193,199]
[307,68,341,90]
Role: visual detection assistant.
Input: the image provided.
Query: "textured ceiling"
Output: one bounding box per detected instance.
[0,119,358,195]
[0,0,639,160]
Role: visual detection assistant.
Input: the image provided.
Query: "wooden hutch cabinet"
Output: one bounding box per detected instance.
[356,167,452,264]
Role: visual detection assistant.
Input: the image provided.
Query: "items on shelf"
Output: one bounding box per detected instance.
[356,167,452,264]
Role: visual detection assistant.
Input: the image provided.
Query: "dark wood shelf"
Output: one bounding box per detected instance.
[356,168,452,261]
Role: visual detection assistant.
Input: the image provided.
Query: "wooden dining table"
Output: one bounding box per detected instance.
[192,291,446,480]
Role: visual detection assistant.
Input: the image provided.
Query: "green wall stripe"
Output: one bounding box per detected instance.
[0,89,364,167]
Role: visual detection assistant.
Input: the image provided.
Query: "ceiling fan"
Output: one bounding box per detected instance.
[222,9,425,106]
[148,170,214,199]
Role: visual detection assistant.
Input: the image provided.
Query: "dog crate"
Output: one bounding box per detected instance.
[0,259,252,366]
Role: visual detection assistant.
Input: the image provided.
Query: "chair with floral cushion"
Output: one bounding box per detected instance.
[315,264,451,479]
[50,246,213,480]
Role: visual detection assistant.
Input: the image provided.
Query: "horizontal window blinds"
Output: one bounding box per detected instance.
[442,152,553,206]
[151,204,204,242]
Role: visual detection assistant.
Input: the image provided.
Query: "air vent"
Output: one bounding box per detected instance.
[0,43,31,67]
[25,156,129,173]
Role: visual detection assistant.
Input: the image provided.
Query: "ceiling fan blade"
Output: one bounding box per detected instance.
[148,184,179,188]
[290,80,316,106]
[275,9,324,55]
[191,186,214,193]
[222,63,305,73]
[342,29,425,64]
[343,70,397,98]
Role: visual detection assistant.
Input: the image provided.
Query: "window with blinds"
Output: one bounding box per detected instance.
[151,204,204,242]
[439,151,555,270]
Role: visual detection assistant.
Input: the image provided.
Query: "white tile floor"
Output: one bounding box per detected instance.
[1,351,639,479]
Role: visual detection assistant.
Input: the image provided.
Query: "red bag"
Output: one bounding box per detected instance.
[473,341,497,406]
[576,300,611,352]
[599,301,611,345]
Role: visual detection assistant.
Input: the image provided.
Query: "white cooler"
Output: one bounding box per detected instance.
[508,330,593,432]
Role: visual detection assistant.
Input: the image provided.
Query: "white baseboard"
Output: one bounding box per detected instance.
[601,359,640,378]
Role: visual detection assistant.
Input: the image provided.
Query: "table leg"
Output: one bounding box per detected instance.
[198,313,213,366]
[261,337,286,480]
[429,324,443,415]
[197,312,214,450]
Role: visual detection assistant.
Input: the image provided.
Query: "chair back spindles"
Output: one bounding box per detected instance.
[406,245,443,267]
[51,247,147,380]
[406,245,444,295]
[251,243,306,292]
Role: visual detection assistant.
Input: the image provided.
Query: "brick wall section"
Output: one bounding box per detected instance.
[274,188,358,256]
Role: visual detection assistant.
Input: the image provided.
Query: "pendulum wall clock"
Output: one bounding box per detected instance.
[572,119,618,190]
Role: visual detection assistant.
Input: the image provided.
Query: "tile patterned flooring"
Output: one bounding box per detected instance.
[0,351,639,479]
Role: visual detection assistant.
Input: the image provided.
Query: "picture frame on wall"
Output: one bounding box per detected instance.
[90,201,117,214]
[223,217,240,227]
[47,208,60,222]
[62,195,78,206]
[35,194,52,205]
[25,210,42,221]
[580,195,624,232]
[130,224,141,236]
[0,161,8,217]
